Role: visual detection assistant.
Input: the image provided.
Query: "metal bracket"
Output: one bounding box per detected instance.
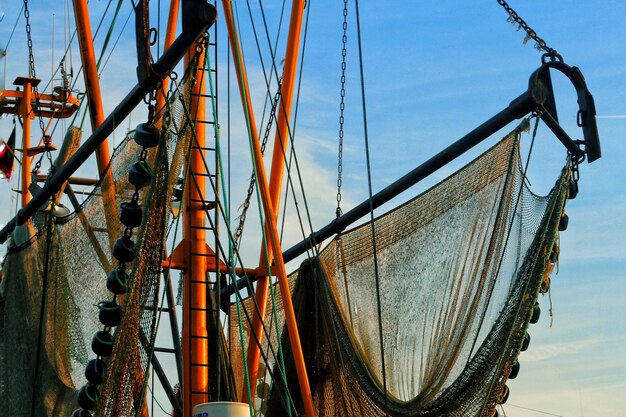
[528,60,601,162]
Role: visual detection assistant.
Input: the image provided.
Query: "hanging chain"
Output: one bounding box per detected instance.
[232,80,283,247]
[336,0,348,218]
[23,0,47,135]
[568,157,580,199]
[496,0,562,62]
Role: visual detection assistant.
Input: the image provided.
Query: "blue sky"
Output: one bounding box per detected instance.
[1,1,625,416]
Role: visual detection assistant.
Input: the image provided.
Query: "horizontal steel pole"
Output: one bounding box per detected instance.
[222,90,537,298]
[37,174,99,186]
[0,1,216,245]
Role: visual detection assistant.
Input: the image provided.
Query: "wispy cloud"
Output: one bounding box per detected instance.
[523,337,600,362]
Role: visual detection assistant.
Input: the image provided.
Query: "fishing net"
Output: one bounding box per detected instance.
[0,78,194,416]
[231,122,568,417]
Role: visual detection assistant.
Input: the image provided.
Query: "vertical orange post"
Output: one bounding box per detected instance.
[155,0,180,124]
[14,77,36,207]
[245,0,306,403]
[182,48,209,417]
[221,2,315,416]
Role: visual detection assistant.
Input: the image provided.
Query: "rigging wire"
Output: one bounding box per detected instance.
[505,403,563,416]
[2,4,24,52]
[354,0,389,414]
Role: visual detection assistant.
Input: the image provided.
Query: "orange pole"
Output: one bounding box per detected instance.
[20,80,33,207]
[245,0,306,403]
[72,0,111,172]
[221,2,315,416]
[155,0,180,125]
[182,49,209,417]
[72,0,118,252]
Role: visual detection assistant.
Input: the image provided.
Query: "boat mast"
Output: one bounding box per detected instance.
[182,43,211,416]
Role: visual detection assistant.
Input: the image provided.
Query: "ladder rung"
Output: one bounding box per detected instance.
[191,172,216,178]
[196,119,215,125]
[142,306,172,313]
[153,347,176,353]
[189,279,211,284]
[189,197,216,204]
[190,306,219,312]
[191,146,216,151]
[195,92,216,99]
[189,252,217,257]
[190,225,214,230]
[190,389,210,394]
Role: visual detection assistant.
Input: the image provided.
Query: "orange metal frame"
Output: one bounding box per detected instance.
[2,77,79,207]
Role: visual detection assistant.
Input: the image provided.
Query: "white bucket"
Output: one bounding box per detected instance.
[192,402,251,417]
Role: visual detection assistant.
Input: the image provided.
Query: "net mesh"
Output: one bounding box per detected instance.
[231,125,568,417]
[0,77,194,416]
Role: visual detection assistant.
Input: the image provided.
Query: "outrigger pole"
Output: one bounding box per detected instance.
[0,0,217,245]
[221,1,316,416]
[244,0,307,406]
[223,57,601,297]
[73,0,119,252]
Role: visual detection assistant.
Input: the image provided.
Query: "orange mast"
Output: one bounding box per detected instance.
[182,46,210,417]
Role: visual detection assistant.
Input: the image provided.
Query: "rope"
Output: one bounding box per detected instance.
[354,1,389,414]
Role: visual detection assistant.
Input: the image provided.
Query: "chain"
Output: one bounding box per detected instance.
[232,80,283,247]
[23,0,46,135]
[497,0,562,62]
[336,0,348,217]
[568,157,580,199]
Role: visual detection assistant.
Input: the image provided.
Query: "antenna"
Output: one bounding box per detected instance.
[0,47,6,90]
